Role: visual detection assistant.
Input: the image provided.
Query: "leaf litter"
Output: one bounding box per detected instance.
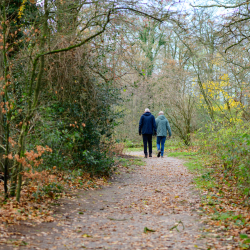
[0,151,234,249]
[0,169,108,248]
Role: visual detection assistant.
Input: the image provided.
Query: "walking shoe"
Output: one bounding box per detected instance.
[149,153,152,157]
[161,155,164,158]
[157,150,161,158]
[144,154,148,158]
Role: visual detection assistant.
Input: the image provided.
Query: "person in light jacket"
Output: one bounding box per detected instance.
[139,108,157,158]
[155,111,171,158]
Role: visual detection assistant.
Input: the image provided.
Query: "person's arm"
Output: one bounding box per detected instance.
[153,116,157,135]
[139,116,143,135]
[166,120,172,137]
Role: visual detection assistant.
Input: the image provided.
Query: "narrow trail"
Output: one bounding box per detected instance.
[3,152,211,250]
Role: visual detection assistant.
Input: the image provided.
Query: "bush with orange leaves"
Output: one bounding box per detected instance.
[23,170,57,187]
[13,145,53,169]
[14,146,58,199]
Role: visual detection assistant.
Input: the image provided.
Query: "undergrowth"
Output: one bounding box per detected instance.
[170,147,250,249]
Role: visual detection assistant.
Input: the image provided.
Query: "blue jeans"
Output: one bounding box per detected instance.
[157,136,166,156]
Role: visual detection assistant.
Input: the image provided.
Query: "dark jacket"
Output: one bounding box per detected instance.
[156,115,172,137]
[139,112,157,135]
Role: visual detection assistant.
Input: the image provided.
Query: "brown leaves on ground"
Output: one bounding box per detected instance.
[0,170,108,225]
[163,145,250,249]
[196,157,250,249]
[1,153,209,249]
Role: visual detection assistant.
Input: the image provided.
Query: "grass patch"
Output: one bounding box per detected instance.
[124,137,183,154]
[132,158,146,166]
[211,211,244,222]
[124,139,144,149]
[119,157,146,168]
[167,151,217,189]
[125,147,143,152]
[167,151,197,158]
[165,145,182,151]
[194,176,217,190]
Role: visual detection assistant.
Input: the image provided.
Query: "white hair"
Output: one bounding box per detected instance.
[145,108,150,112]
[159,111,164,115]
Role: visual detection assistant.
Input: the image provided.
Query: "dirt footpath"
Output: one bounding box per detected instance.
[1,153,211,250]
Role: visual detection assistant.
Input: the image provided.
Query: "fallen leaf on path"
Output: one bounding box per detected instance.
[82,234,92,238]
[144,227,156,233]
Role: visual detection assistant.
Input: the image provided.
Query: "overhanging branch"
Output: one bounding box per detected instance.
[191,1,250,9]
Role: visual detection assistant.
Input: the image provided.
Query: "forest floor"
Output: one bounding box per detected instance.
[0,152,236,249]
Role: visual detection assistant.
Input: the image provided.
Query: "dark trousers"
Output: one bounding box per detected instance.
[142,134,152,155]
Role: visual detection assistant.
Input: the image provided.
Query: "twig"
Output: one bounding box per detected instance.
[169,220,185,232]
[107,217,128,221]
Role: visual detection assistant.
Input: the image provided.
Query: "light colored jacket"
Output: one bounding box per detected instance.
[155,115,171,137]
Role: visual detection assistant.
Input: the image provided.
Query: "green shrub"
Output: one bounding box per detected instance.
[42,183,64,195]
[33,183,64,199]
[26,82,122,177]
[81,150,114,176]
[196,122,250,196]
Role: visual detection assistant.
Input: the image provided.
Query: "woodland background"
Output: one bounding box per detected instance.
[1,0,250,212]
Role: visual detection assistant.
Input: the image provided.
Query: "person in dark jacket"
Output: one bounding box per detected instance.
[139,108,157,158]
[155,111,171,158]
